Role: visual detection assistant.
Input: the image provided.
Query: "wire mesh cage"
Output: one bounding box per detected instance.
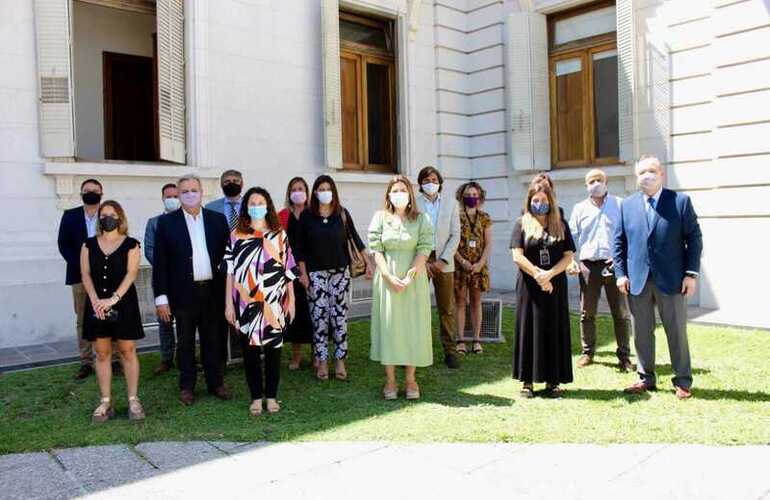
[458,299,504,343]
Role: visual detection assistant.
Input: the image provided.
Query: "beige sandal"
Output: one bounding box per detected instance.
[316,363,329,381]
[128,396,145,421]
[249,399,263,416]
[335,360,348,381]
[383,383,398,400]
[266,398,280,413]
[405,382,420,400]
[92,397,114,423]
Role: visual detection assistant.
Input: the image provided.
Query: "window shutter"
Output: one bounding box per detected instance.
[616,0,635,163]
[505,11,550,171]
[33,0,74,158]
[156,0,186,164]
[322,0,343,170]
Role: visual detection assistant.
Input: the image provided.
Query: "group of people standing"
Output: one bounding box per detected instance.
[56,154,702,422]
[57,166,496,420]
[509,156,702,400]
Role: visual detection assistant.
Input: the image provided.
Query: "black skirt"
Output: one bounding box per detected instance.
[283,280,313,344]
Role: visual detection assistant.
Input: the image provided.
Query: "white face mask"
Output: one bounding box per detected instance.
[422,183,440,195]
[587,182,607,198]
[638,172,659,191]
[163,198,181,212]
[316,190,333,205]
[389,192,410,209]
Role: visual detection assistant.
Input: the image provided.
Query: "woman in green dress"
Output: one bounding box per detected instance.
[368,175,434,400]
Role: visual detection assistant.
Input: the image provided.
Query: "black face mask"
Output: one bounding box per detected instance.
[222,182,242,197]
[82,192,102,206]
[99,216,119,233]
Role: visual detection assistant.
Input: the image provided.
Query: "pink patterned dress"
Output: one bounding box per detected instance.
[224,228,298,348]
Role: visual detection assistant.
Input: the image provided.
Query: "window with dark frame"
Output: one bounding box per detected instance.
[548,1,619,168]
[339,11,397,173]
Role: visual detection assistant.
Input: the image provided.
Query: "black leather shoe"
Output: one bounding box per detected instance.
[444,354,460,369]
[618,359,636,372]
[75,365,93,379]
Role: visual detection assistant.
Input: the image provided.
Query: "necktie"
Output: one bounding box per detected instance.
[646,197,656,229]
[227,202,238,231]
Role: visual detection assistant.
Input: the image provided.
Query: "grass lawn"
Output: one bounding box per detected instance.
[1,308,768,454]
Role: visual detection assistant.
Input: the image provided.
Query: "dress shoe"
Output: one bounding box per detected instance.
[180,389,195,406]
[112,360,123,375]
[623,381,657,394]
[618,359,636,372]
[210,386,233,401]
[444,353,461,369]
[675,386,692,400]
[75,364,94,379]
[577,354,593,368]
[153,361,174,375]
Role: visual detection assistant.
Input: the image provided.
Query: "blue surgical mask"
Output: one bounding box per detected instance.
[248,205,267,220]
[530,200,550,216]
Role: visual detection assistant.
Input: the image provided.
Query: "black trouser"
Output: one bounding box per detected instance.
[241,335,281,400]
[174,282,225,392]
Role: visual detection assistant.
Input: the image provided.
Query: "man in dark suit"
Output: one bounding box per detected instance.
[153,174,232,405]
[613,156,703,399]
[57,178,116,379]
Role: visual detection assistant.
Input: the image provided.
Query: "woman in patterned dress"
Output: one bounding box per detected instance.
[453,182,493,355]
[225,187,298,415]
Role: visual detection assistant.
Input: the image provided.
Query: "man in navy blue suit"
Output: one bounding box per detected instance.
[153,174,232,405]
[613,156,703,399]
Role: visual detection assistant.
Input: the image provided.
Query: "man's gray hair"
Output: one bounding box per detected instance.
[177,173,203,188]
[635,155,664,175]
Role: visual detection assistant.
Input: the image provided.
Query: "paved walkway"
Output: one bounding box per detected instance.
[1,441,768,500]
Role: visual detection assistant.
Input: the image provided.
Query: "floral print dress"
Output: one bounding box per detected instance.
[455,209,492,292]
[224,228,298,348]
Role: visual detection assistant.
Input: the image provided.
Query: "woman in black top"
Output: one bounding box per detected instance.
[510,182,575,398]
[279,177,315,370]
[81,200,145,422]
[294,175,371,381]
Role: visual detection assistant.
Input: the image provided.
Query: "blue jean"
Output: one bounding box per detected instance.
[158,318,176,363]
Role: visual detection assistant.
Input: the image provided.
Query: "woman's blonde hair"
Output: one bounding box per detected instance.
[521,181,564,242]
[383,175,420,221]
[97,200,129,236]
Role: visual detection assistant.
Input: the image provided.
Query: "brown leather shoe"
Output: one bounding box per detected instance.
[210,386,233,401]
[153,361,174,375]
[577,354,594,368]
[624,381,657,394]
[180,389,195,406]
[675,386,692,400]
[618,359,636,372]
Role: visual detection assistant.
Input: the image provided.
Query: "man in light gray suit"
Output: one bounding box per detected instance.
[144,182,180,374]
[416,166,462,369]
[205,169,244,231]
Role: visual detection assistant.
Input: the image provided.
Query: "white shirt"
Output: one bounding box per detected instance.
[420,192,441,248]
[569,194,622,261]
[84,210,98,238]
[184,209,214,281]
[155,209,213,306]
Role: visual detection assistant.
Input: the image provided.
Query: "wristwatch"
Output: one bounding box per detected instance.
[111,292,121,304]
[440,258,450,265]
[685,272,698,279]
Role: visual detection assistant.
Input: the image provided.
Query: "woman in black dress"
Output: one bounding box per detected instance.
[81,200,145,422]
[510,181,575,398]
[278,177,314,371]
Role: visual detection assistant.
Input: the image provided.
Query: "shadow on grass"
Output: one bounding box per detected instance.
[562,388,652,402]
